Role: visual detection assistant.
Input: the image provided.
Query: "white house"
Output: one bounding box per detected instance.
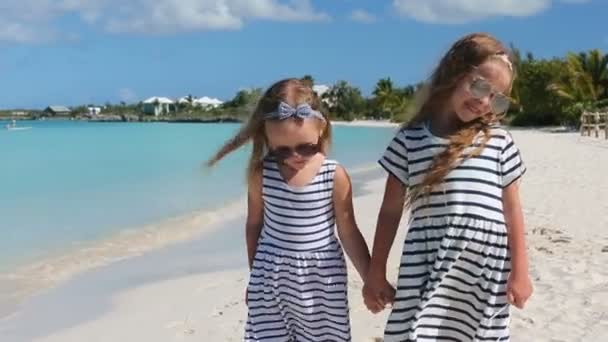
[177,96,195,105]
[193,96,223,109]
[313,84,334,107]
[313,84,330,97]
[87,106,102,116]
[142,97,175,116]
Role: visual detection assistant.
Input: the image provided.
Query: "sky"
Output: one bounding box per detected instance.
[0,0,606,109]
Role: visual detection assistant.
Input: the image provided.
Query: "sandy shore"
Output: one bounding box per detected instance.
[331,120,399,128]
[1,130,607,341]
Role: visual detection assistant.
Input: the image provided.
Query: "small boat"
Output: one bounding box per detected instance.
[6,126,32,131]
[5,120,32,131]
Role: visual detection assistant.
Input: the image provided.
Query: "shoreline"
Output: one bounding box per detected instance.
[0,197,246,321]
[331,119,399,128]
[0,170,395,342]
[0,163,382,322]
[2,116,401,127]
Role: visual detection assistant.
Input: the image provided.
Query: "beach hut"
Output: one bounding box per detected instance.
[142,97,175,116]
[87,106,102,116]
[43,106,72,116]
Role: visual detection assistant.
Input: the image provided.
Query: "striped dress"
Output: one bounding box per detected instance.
[245,157,351,342]
[378,122,526,342]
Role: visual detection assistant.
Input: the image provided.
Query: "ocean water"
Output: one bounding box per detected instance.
[0,120,396,273]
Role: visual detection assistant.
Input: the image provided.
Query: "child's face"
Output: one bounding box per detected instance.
[265,118,322,170]
[448,59,512,123]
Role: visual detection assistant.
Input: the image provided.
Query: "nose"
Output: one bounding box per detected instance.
[472,94,492,112]
[478,94,491,107]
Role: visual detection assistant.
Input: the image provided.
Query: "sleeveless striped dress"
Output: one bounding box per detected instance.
[378,122,526,342]
[244,157,351,342]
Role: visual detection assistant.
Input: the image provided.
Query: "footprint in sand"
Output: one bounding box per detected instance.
[535,246,553,255]
[531,226,564,236]
[165,319,196,336]
[550,236,572,244]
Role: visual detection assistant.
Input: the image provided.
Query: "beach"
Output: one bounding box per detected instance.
[1,128,607,341]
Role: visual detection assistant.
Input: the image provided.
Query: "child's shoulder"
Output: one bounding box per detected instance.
[322,158,339,169]
[487,125,516,145]
[394,122,427,140]
[319,158,340,177]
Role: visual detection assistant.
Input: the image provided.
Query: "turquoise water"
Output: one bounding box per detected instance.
[0,120,396,271]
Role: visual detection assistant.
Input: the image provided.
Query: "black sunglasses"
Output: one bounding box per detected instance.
[269,143,320,161]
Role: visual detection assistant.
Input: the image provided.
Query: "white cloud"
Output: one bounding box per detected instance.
[0,0,329,43]
[393,0,589,24]
[349,9,377,24]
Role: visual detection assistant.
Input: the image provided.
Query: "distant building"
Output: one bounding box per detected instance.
[193,96,223,109]
[142,97,175,116]
[87,106,102,116]
[11,111,28,116]
[44,106,71,116]
[313,84,330,97]
[177,96,195,105]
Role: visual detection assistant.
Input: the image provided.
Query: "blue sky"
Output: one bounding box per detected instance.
[0,0,606,109]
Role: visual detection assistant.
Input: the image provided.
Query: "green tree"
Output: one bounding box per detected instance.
[372,77,395,118]
[511,58,568,125]
[322,81,365,121]
[548,52,600,102]
[369,78,416,121]
[578,49,608,99]
[222,88,263,119]
[300,75,315,88]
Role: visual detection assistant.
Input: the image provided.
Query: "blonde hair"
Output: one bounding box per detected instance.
[405,33,515,202]
[206,78,332,185]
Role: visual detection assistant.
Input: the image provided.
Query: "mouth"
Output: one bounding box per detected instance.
[465,103,482,116]
[287,158,307,167]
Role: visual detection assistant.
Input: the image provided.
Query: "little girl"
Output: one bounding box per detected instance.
[363,33,533,341]
[208,78,370,341]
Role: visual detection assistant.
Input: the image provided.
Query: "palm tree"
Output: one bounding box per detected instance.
[323,81,364,121]
[372,78,396,118]
[577,49,608,99]
[548,52,599,102]
[301,75,314,88]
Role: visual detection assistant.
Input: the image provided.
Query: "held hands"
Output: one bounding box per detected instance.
[362,269,396,314]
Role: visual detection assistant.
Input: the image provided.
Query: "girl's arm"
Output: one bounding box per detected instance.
[333,165,371,281]
[246,170,264,270]
[368,174,406,278]
[363,174,405,312]
[503,181,533,309]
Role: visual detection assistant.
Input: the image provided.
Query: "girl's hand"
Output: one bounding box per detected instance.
[506,271,533,309]
[362,269,395,314]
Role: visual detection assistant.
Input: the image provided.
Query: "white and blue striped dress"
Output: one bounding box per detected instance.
[245,157,351,342]
[379,122,526,342]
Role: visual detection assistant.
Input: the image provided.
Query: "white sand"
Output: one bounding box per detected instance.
[331,120,399,128]
[1,130,607,341]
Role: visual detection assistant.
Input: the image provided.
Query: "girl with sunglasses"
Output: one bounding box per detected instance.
[208,78,370,341]
[363,33,532,341]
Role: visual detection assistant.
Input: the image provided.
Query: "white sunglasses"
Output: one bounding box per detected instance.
[469,77,512,114]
